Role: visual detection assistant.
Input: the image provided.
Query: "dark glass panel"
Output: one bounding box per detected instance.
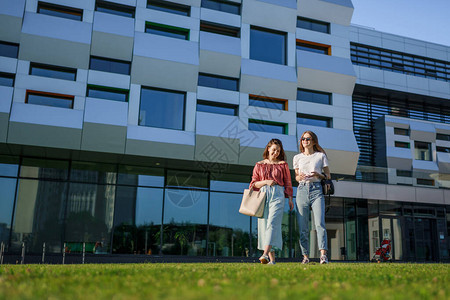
[30,63,77,81]
[11,179,67,253]
[0,178,18,244]
[394,141,410,148]
[250,27,286,65]
[38,2,83,21]
[324,198,345,260]
[139,87,185,130]
[200,21,240,37]
[379,201,402,216]
[297,114,331,128]
[147,0,190,16]
[249,97,285,110]
[296,42,328,55]
[26,92,73,109]
[89,56,131,75]
[0,155,19,177]
[166,170,208,188]
[117,165,164,187]
[70,161,117,184]
[145,23,189,40]
[0,41,19,58]
[20,158,69,180]
[196,100,238,116]
[209,192,250,256]
[297,89,331,105]
[95,0,135,18]
[201,0,240,15]
[87,85,128,102]
[436,133,450,141]
[198,73,239,91]
[297,17,329,33]
[248,120,286,135]
[112,186,136,253]
[162,189,208,255]
[393,127,409,136]
[0,72,14,87]
[65,183,115,254]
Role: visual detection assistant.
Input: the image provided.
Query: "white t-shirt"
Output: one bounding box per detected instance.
[292,152,329,182]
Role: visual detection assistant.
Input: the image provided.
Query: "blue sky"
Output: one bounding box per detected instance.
[350,0,450,47]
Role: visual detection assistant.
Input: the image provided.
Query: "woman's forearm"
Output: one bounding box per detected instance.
[253,180,267,189]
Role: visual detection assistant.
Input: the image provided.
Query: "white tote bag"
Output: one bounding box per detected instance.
[238,185,266,218]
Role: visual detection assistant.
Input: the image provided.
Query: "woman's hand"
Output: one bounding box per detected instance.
[296,172,308,182]
[310,171,323,179]
[288,198,294,211]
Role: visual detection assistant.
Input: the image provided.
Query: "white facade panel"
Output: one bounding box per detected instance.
[127,125,196,145]
[87,70,131,90]
[195,112,239,137]
[0,57,17,73]
[84,98,128,126]
[243,0,297,33]
[197,87,240,105]
[200,8,240,27]
[0,86,13,113]
[15,74,87,97]
[93,12,135,37]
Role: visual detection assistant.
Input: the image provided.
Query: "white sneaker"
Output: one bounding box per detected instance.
[301,257,310,264]
[320,255,329,264]
[267,261,276,265]
[259,255,269,264]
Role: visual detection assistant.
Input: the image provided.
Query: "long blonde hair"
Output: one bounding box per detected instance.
[299,131,327,155]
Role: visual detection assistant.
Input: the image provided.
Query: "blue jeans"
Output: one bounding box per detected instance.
[295,182,327,256]
[257,185,285,251]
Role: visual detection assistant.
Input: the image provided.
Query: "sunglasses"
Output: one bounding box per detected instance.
[301,137,312,141]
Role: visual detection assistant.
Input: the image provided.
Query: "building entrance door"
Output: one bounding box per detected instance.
[380,217,403,261]
[414,218,437,261]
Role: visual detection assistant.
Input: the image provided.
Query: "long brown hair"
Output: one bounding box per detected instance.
[262,138,286,161]
[299,131,327,155]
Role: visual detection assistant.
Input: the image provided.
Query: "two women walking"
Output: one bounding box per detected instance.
[250,132,330,265]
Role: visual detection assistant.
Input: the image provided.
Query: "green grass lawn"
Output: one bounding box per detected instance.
[0,263,448,300]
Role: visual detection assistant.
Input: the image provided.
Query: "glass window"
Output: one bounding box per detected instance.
[197,100,238,116]
[0,72,14,87]
[11,179,68,253]
[86,85,129,102]
[65,183,116,254]
[26,91,74,109]
[396,170,412,177]
[139,87,186,130]
[89,56,131,75]
[297,89,331,105]
[198,73,239,91]
[414,141,432,161]
[0,41,19,58]
[201,0,240,15]
[436,133,450,141]
[117,165,164,187]
[30,63,77,81]
[147,0,190,16]
[145,22,189,40]
[297,17,330,34]
[436,146,450,153]
[0,155,19,177]
[248,119,287,135]
[394,141,410,148]
[166,170,208,189]
[416,178,434,186]
[95,0,135,18]
[37,1,83,21]
[297,113,332,128]
[250,27,286,65]
[20,158,69,180]
[296,41,329,55]
[0,178,17,244]
[70,161,117,184]
[209,192,250,257]
[248,95,286,110]
[162,189,208,255]
[393,127,409,136]
[200,21,240,38]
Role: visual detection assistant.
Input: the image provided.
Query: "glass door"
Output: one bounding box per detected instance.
[380,217,403,261]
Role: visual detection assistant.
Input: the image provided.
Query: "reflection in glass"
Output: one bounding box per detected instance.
[11,179,67,253]
[250,27,286,65]
[392,218,403,260]
[0,155,19,177]
[70,161,117,184]
[325,198,344,260]
[118,165,164,187]
[112,186,137,253]
[0,178,17,244]
[64,183,115,254]
[162,189,208,255]
[209,192,250,256]
[20,158,69,180]
[368,217,379,259]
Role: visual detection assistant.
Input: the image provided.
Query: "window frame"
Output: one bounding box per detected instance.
[147,0,190,16]
[297,88,331,105]
[297,16,330,34]
[201,0,241,15]
[25,90,74,109]
[145,22,190,41]
[394,141,410,149]
[296,39,331,55]
[200,21,240,38]
[297,113,332,128]
[29,62,77,81]
[0,72,15,87]
[95,0,135,18]
[250,26,287,65]
[0,41,19,59]
[86,85,129,102]
[436,133,450,141]
[196,100,238,116]
[436,146,450,153]
[37,1,83,21]
[198,73,239,91]
[393,127,409,136]
[248,119,288,135]
[89,56,131,75]
[414,141,432,161]
[248,94,287,111]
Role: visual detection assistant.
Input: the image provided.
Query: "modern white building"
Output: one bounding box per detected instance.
[0,0,448,261]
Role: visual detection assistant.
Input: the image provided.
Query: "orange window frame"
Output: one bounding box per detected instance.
[249,94,289,111]
[296,39,331,55]
[25,90,75,108]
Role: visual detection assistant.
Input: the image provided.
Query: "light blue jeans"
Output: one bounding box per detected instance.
[258,185,285,251]
[295,182,327,256]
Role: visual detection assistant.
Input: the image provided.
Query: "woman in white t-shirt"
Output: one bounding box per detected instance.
[293,130,331,264]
